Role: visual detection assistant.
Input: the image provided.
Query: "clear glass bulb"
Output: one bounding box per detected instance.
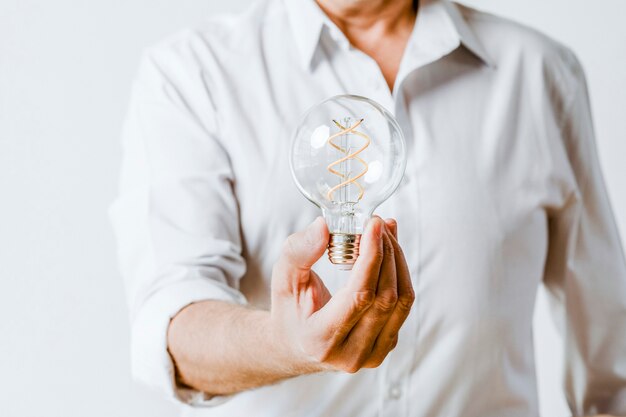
[290,95,407,269]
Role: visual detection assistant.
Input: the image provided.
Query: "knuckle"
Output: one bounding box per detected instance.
[373,357,385,368]
[374,292,398,313]
[366,356,385,369]
[339,350,369,373]
[342,358,364,374]
[363,349,387,368]
[343,364,360,374]
[396,293,415,312]
[389,335,399,350]
[346,363,361,374]
[354,290,376,311]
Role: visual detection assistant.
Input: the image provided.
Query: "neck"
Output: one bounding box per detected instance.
[315,0,419,92]
[315,0,417,36]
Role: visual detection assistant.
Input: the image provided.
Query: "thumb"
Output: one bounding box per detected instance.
[273,217,329,290]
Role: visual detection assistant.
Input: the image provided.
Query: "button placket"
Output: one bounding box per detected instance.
[347,49,394,111]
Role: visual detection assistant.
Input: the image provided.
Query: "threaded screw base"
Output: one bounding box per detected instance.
[328,233,361,269]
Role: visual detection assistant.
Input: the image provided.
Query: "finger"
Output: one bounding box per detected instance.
[374,226,398,297]
[273,217,329,295]
[301,270,332,317]
[346,216,385,294]
[309,217,385,339]
[386,228,411,302]
[339,228,397,366]
[365,230,414,368]
[384,218,397,239]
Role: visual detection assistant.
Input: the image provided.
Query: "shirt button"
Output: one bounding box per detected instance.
[388,384,402,400]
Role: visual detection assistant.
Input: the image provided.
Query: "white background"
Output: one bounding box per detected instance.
[0,0,624,416]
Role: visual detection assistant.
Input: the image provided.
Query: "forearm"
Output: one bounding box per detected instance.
[167,300,319,396]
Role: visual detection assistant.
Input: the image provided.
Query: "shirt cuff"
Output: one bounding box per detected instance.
[130,276,247,406]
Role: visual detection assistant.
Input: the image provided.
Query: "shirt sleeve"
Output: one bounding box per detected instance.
[109,47,248,406]
[542,57,626,416]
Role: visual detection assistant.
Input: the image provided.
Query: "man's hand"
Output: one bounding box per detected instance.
[167,216,413,396]
[270,216,414,374]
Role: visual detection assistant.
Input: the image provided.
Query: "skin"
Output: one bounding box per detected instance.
[316,0,417,91]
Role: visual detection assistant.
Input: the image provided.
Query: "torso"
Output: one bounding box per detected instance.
[159,0,582,415]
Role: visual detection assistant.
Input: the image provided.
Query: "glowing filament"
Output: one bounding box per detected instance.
[326,119,370,202]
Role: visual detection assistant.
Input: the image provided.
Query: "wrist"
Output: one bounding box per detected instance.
[266,310,325,376]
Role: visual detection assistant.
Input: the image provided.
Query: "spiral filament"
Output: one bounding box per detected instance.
[326,118,370,202]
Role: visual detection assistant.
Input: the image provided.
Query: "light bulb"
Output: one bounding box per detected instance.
[290,95,407,269]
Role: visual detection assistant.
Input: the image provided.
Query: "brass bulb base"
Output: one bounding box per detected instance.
[328,233,361,269]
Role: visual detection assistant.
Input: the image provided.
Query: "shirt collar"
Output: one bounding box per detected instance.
[283,0,328,69]
[283,0,494,70]
[438,0,493,67]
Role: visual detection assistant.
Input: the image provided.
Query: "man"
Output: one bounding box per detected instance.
[110,0,626,415]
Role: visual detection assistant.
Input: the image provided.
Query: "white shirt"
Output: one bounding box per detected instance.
[110,0,626,415]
